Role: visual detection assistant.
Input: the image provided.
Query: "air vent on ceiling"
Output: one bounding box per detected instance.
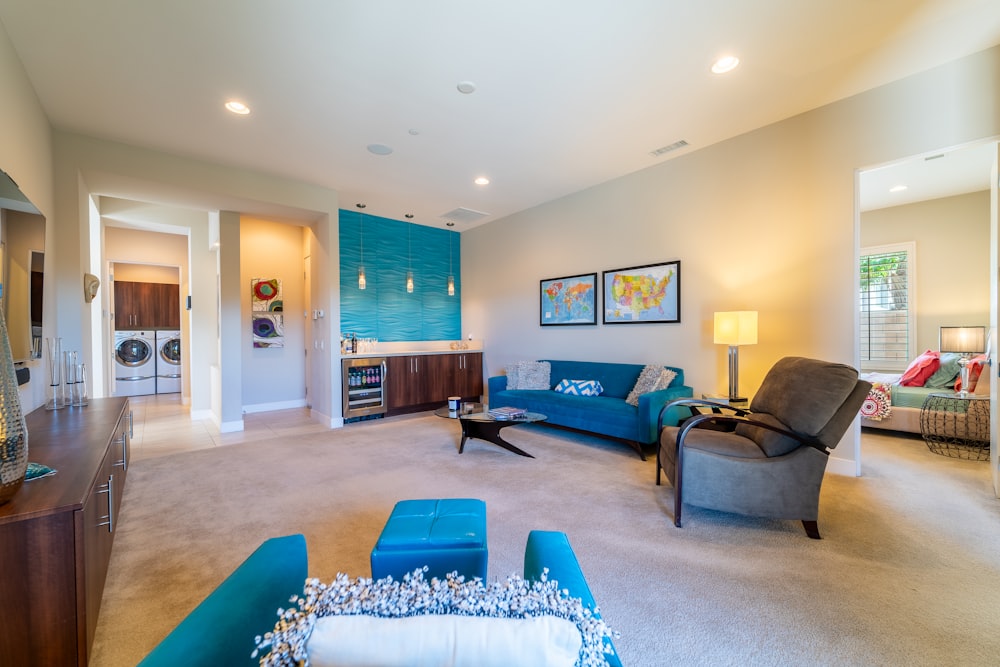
[649,140,689,157]
[440,207,490,224]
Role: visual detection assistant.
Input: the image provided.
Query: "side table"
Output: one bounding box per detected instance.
[918,392,990,461]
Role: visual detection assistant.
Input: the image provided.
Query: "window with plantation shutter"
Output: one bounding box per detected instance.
[859,242,915,370]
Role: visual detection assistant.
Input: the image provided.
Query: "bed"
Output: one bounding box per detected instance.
[859,352,989,434]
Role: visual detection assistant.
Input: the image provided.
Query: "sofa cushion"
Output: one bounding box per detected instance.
[554,379,604,396]
[506,361,551,389]
[625,364,677,407]
[542,360,644,398]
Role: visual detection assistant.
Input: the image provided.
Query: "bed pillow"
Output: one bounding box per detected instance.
[899,350,939,387]
[505,361,551,390]
[625,365,677,407]
[924,352,962,388]
[554,379,604,396]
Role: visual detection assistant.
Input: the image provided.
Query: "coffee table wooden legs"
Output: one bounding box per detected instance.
[458,419,535,458]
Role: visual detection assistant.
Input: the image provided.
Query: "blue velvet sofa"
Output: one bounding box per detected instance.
[488,359,693,459]
[138,531,622,666]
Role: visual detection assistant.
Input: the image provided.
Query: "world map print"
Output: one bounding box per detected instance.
[603,261,680,323]
[540,274,596,325]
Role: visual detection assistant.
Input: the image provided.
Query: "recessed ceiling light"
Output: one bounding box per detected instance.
[474,177,490,186]
[889,184,908,193]
[457,81,477,94]
[367,144,393,156]
[225,100,250,115]
[711,56,740,74]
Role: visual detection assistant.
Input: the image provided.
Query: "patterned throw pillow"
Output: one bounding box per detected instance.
[625,364,677,407]
[553,379,604,397]
[505,361,551,390]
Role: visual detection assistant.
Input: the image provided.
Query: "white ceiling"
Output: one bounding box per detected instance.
[2,1,1000,228]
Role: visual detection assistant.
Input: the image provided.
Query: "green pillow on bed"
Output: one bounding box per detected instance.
[924,352,962,388]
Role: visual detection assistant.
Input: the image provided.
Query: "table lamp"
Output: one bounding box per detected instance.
[939,325,985,397]
[714,311,758,404]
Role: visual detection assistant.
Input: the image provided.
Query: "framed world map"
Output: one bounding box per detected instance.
[539,272,597,326]
[602,260,680,324]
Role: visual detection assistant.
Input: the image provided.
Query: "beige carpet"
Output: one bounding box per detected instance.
[90,414,1000,666]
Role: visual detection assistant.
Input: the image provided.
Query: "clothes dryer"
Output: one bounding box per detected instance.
[155,330,181,394]
[114,330,156,396]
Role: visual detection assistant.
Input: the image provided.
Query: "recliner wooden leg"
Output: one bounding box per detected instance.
[802,520,821,539]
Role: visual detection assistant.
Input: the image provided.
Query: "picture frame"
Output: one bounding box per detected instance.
[539,272,598,326]
[602,260,680,324]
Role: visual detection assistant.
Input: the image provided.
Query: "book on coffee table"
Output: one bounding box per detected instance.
[488,406,527,420]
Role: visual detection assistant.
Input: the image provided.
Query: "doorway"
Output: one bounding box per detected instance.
[856,139,999,492]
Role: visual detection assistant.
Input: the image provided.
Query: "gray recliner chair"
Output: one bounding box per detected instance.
[656,356,871,539]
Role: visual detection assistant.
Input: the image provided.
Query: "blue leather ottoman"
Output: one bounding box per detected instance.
[370,498,488,581]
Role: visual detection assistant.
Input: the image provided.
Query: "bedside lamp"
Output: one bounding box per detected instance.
[714,311,758,404]
[939,326,985,397]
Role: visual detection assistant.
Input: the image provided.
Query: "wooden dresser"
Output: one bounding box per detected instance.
[0,397,131,666]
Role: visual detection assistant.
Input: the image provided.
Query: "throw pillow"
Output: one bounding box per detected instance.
[625,364,677,407]
[899,350,939,387]
[307,614,582,667]
[507,361,551,390]
[554,379,604,396]
[924,352,962,388]
[256,570,616,667]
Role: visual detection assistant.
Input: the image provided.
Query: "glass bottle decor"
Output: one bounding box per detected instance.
[45,337,62,410]
[0,309,28,505]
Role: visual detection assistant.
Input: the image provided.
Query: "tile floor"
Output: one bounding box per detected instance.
[127,393,319,462]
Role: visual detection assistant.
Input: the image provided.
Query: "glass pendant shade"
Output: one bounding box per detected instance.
[406,271,414,293]
[358,265,366,290]
[447,274,455,296]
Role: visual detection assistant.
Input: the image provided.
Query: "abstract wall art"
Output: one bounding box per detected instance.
[252,278,284,347]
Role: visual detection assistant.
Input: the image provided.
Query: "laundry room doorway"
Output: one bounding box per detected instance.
[109,260,183,398]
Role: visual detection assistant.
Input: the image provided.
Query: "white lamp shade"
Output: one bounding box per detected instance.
[714,311,758,346]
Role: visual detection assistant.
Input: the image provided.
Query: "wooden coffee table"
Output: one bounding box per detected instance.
[433,405,547,457]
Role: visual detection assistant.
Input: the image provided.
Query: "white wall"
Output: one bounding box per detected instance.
[240,217,306,411]
[862,191,991,356]
[463,45,1000,474]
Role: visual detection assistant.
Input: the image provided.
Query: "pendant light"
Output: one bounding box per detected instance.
[356,203,367,290]
[405,214,415,293]
[447,233,455,296]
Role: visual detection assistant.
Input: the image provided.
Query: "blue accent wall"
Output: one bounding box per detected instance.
[340,209,461,341]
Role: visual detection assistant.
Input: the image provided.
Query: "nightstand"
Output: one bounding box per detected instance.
[918,392,990,460]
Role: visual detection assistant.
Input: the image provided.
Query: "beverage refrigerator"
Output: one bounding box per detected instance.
[342,357,388,420]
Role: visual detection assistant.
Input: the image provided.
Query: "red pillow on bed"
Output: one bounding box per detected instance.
[899,350,940,386]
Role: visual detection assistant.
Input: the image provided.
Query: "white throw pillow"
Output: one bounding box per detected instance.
[625,364,677,406]
[507,361,551,390]
[307,614,582,667]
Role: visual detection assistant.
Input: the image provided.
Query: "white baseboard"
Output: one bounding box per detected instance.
[827,454,860,477]
[242,398,308,414]
[190,409,213,421]
[219,419,244,433]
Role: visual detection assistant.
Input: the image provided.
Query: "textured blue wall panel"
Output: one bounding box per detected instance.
[340,209,461,341]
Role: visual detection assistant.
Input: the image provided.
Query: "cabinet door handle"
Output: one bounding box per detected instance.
[114,434,128,472]
[97,473,115,533]
[128,410,134,439]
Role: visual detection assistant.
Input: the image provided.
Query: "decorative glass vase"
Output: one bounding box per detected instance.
[0,309,28,505]
[45,337,62,410]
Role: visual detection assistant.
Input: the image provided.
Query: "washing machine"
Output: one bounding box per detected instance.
[155,330,182,394]
[114,330,156,396]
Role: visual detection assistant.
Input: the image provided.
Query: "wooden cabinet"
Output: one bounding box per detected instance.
[114,281,180,329]
[0,398,130,666]
[385,352,483,416]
